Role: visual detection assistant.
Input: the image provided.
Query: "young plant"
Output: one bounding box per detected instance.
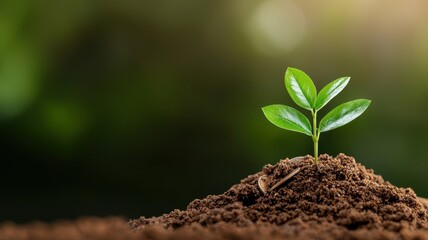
[262,67,371,164]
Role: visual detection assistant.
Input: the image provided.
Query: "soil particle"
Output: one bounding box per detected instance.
[130,154,428,239]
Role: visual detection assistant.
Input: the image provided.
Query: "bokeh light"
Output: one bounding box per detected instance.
[248,0,306,54]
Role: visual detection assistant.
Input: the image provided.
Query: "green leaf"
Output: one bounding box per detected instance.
[314,77,350,111]
[319,99,371,132]
[262,104,312,136]
[284,67,317,110]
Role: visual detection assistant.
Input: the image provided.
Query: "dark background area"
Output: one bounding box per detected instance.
[1,0,428,223]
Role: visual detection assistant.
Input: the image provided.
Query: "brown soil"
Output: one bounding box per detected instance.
[2,154,428,240]
[0,217,130,240]
[129,154,428,239]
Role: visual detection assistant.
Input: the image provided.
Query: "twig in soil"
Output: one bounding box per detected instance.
[269,167,301,191]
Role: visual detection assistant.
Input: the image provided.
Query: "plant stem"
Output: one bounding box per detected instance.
[311,110,319,164]
[313,135,318,164]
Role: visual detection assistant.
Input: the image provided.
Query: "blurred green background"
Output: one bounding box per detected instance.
[1,0,428,223]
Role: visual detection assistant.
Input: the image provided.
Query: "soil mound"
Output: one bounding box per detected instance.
[130,154,428,238]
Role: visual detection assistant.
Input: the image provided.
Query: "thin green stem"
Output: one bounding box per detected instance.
[311,109,319,164]
[313,135,318,164]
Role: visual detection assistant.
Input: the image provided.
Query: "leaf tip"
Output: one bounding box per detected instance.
[261,105,270,114]
[362,99,372,105]
[284,67,293,77]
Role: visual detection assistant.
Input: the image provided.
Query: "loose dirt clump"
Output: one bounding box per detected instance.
[130,154,428,239]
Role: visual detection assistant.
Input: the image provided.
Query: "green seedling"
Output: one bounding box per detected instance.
[262,67,371,164]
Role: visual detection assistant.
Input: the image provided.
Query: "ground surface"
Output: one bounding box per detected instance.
[2,154,428,240]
